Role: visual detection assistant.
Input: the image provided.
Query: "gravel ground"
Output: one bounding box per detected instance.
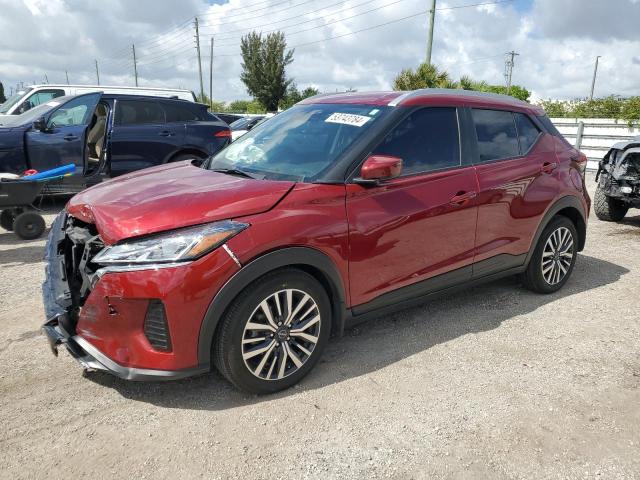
[1,174,639,479]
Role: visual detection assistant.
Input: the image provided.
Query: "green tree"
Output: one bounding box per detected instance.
[481,84,531,102]
[393,63,454,90]
[227,99,266,113]
[240,31,294,111]
[0,81,5,103]
[393,62,530,101]
[537,99,570,117]
[279,83,319,110]
[620,96,640,126]
[535,96,640,125]
[196,92,228,112]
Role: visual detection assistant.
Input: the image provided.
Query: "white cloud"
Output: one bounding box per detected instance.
[0,0,639,102]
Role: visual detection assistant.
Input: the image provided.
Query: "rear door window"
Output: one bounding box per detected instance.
[372,107,461,175]
[162,102,202,123]
[115,100,165,126]
[514,113,541,154]
[471,109,519,162]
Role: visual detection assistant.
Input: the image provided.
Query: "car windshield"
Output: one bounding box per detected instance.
[0,87,33,113]
[0,98,67,127]
[208,104,390,181]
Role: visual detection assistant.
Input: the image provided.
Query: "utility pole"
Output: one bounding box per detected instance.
[65,70,69,85]
[589,55,601,100]
[95,59,100,85]
[44,73,48,84]
[132,44,139,87]
[209,36,214,109]
[504,51,519,95]
[426,0,436,65]
[194,17,205,102]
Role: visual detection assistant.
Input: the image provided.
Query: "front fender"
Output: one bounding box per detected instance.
[197,246,347,366]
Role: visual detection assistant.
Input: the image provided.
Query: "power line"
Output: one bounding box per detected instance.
[213,0,409,48]
[108,0,289,55]
[201,0,375,40]
[199,0,323,32]
[212,8,428,57]
[437,0,514,10]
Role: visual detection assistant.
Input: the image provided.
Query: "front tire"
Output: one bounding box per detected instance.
[522,216,578,294]
[213,269,332,394]
[594,185,628,221]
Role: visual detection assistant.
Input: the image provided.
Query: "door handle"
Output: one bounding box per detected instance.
[158,130,174,137]
[541,161,558,173]
[449,191,477,207]
[63,134,78,141]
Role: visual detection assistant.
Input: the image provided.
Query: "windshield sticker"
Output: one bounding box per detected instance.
[325,112,371,127]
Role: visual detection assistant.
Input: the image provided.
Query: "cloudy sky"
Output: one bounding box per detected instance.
[0,0,639,103]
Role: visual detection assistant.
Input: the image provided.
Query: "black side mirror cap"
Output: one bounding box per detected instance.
[33,117,48,132]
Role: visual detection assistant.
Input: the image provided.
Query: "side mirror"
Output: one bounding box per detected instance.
[32,117,48,132]
[354,155,402,186]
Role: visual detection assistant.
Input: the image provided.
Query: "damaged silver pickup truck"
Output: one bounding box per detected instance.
[594,137,640,221]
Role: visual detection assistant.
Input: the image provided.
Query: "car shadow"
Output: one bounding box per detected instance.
[86,254,629,410]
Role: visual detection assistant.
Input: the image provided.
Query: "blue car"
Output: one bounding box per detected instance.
[0,92,231,191]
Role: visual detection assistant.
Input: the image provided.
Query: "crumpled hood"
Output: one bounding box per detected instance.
[67,161,295,244]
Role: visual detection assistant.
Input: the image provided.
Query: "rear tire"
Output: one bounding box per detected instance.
[594,185,628,222]
[13,211,45,240]
[0,210,15,231]
[213,269,331,394]
[522,216,578,294]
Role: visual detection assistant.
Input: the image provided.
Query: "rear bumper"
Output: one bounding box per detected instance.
[42,315,208,381]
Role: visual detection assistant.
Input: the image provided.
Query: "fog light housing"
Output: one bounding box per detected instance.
[620,186,633,194]
[144,300,172,352]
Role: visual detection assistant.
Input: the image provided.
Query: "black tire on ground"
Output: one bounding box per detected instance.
[594,185,628,222]
[13,211,46,240]
[0,210,15,231]
[521,215,578,294]
[213,268,332,394]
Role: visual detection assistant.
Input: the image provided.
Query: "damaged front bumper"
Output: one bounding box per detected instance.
[596,138,640,205]
[42,315,204,381]
[41,212,209,381]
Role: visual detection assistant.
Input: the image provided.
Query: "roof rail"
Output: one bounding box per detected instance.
[388,88,529,106]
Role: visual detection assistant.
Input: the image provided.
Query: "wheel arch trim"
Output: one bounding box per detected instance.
[525,195,587,267]
[197,246,347,367]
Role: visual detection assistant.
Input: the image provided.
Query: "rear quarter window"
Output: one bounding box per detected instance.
[163,102,202,122]
[514,113,541,154]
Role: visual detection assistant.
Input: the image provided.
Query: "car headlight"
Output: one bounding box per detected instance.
[93,220,248,265]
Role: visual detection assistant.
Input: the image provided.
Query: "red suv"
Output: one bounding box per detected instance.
[42,89,590,393]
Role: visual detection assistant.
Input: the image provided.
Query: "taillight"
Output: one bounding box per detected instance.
[575,152,588,177]
[214,129,232,138]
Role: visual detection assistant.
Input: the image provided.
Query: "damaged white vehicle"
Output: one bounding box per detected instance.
[595,137,640,221]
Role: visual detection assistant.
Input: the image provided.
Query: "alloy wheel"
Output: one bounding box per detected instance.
[541,226,574,285]
[241,288,321,381]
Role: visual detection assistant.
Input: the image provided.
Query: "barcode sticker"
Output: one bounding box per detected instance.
[325,112,371,127]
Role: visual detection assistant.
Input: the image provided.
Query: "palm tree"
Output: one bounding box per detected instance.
[393,63,454,90]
